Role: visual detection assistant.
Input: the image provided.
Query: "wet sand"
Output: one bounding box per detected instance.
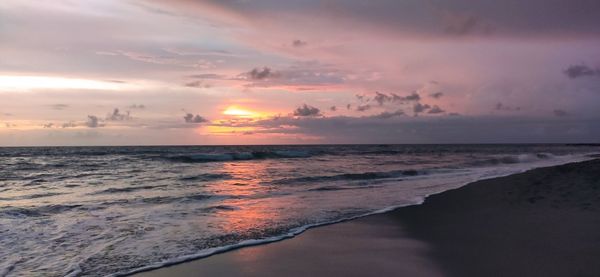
[135,159,600,277]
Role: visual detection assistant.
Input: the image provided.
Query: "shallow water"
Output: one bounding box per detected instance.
[0,144,597,276]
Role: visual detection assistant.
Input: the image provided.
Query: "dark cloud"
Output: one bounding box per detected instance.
[185,73,222,88]
[184,80,211,88]
[171,0,600,37]
[428,105,445,114]
[184,113,208,123]
[373,91,392,106]
[86,115,102,128]
[292,39,307,47]
[106,108,132,121]
[413,103,431,115]
[358,91,446,116]
[62,121,77,128]
[429,92,444,99]
[356,104,371,112]
[248,67,279,80]
[50,104,69,110]
[358,91,420,106]
[495,102,521,111]
[212,114,600,144]
[373,110,406,119]
[553,109,568,117]
[330,106,337,112]
[403,92,420,102]
[43,123,54,128]
[239,62,346,88]
[346,104,352,110]
[563,64,599,79]
[293,104,321,117]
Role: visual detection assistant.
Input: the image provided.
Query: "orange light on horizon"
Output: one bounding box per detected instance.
[223,106,262,118]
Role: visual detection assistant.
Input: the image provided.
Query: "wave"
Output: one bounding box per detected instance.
[274,169,421,185]
[0,204,84,218]
[1,193,229,219]
[466,153,556,167]
[197,205,239,213]
[132,193,230,205]
[167,150,313,163]
[179,173,232,182]
[138,194,209,204]
[14,192,68,200]
[102,193,219,205]
[88,185,168,195]
[307,184,383,192]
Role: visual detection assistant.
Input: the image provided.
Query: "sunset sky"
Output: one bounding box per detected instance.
[1,0,599,145]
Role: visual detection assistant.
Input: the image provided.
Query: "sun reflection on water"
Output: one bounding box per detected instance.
[208,161,285,233]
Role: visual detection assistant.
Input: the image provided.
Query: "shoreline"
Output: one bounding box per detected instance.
[133,158,600,277]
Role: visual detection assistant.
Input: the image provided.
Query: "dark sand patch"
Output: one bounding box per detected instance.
[390,159,600,277]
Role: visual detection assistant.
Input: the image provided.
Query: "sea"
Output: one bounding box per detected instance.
[0,144,598,276]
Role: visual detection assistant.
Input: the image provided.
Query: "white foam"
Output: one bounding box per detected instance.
[111,201,423,277]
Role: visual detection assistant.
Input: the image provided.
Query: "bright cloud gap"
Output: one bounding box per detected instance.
[0,76,135,91]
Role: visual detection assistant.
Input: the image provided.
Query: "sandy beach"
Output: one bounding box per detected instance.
[135,159,600,277]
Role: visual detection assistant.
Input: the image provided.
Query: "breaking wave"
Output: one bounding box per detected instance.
[274,169,422,185]
[167,150,314,163]
[466,153,556,167]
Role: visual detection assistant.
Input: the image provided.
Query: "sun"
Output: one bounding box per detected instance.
[223,106,258,118]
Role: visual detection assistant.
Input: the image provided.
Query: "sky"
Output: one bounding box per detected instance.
[0,0,599,146]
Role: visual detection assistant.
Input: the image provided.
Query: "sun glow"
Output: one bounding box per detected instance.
[223,106,259,118]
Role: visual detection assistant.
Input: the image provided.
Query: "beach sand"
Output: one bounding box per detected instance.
[135,159,600,277]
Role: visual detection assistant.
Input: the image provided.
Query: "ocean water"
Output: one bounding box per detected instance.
[0,144,598,276]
